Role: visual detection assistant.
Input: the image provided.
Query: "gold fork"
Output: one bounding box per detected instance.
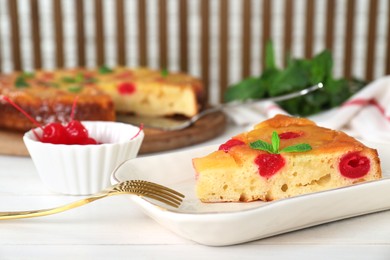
[0,180,185,220]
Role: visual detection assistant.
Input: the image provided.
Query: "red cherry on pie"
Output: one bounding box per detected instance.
[219,139,245,152]
[255,153,286,178]
[118,82,136,95]
[339,152,370,179]
[279,131,303,140]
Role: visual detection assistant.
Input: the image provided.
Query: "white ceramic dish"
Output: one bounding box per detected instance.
[24,121,144,195]
[111,145,390,246]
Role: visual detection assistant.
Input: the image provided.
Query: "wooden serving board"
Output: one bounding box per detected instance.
[0,111,227,157]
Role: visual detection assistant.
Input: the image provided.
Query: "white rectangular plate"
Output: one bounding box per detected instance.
[111,145,390,246]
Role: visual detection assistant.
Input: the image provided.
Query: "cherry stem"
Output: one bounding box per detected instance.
[130,123,144,140]
[32,129,43,141]
[2,96,43,129]
[70,96,79,121]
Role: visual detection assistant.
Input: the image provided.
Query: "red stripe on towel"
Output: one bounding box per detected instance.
[368,99,386,116]
[343,98,388,120]
[342,98,370,106]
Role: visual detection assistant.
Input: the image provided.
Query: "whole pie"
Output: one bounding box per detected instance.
[0,67,204,131]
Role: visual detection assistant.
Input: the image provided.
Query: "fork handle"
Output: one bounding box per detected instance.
[0,193,109,220]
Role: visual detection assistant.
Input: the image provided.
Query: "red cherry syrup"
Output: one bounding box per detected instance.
[339,152,370,179]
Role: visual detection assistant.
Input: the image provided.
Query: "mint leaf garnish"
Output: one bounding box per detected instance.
[280,143,312,153]
[250,140,274,154]
[271,131,279,153]
[250,131,312,154]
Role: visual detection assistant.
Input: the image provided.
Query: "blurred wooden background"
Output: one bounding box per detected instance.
[0,0,389,104]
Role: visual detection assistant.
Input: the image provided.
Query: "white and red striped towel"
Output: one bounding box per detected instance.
[224,76,390,142]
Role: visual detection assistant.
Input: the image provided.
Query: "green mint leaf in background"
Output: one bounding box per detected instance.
[265,40,276,70]
[98,65,113,74]
[22,71,35,79]
[15,76,29,88]
[250,140,275,154]
[14,71,36,88]
[271,131,280,153]
[75,73,84,83]
[224,40,367,116]
[161,68,169,77]
[267,60,311,96]
[61,76,77,84]
[309,50,332,85]
[61,73,97,85]
[280,143,312,153]
[224,77,265,102]
[68,85,83,93]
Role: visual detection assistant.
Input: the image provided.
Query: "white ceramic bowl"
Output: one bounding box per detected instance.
[23,121,144,195]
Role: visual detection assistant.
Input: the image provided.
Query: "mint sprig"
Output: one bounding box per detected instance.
[250,131,312,154]
[224,40,366,117]
[280,143,312,153]
[271,131,280,153]
[250,139,274,153]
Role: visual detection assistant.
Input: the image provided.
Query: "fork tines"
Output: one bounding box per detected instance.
[114,180,185,208]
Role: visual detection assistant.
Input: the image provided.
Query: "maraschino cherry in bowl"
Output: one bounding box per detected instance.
[23,121,144,195]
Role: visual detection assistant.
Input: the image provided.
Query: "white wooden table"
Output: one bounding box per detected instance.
[1,124,390,259]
